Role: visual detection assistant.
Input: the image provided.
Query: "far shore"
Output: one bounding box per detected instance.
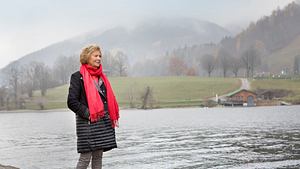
[1,104,298,114]
[0,108,69,114]
[3,77,298,112]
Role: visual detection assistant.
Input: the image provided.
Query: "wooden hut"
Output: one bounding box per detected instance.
[223,89,257,107]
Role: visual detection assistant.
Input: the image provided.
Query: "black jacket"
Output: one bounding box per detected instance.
[67,71,108,120]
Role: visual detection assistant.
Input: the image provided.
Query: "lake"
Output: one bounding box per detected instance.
[0,106,300,169]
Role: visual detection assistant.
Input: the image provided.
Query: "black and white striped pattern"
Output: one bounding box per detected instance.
[76,111,117,153]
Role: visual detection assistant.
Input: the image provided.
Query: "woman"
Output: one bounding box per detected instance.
[67,44,119,169]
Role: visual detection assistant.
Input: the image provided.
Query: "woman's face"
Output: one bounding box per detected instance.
[87,50,102,68]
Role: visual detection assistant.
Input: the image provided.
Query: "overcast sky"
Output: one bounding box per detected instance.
[0,0,295,68]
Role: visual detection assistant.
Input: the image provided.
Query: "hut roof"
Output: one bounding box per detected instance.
[226,89,257,97]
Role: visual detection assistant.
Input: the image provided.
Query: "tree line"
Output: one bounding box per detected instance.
[0,50,129,110]
[131,2,300,77]
[166,44,261,78]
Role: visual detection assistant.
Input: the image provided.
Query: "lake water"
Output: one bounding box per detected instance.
[0,106,300,169]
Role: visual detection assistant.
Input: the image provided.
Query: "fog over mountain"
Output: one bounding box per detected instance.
[1,17,231,74]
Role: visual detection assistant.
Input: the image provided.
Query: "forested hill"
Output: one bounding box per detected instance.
[159,2,300,76]
[222,2,300,51]
[220,2,300,73]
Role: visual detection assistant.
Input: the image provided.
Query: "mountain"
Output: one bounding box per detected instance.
[145,2,300,77]
[220,2,300,73]
[1,17,231,73]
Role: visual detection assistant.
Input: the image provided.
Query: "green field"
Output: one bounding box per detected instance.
[25,77,240,110]
[250,78,300,104]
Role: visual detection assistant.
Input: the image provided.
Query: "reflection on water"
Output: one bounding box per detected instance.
[113,127,300,169]
[0,106,300,169]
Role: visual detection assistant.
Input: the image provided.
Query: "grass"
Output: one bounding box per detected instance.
[24,76,240,110]
[250,78,300,104]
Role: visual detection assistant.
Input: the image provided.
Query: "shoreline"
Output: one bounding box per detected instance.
[0,104,299,114]
[0,108,70,114]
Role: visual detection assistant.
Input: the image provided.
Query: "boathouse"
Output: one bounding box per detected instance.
[223,89,257,107]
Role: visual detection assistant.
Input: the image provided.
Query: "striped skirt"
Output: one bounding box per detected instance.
[76,111,117,153]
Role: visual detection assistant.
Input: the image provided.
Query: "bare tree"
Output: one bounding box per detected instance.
[22,64,35,97]
[33,62,51,96]
[5,63,21,108]
[169,55,187,76]
[53,55,69,84]
[53,55,79,85]
[112,51,128,76]
[200,54,216,77]
[218,48,231,77]
[102,51,114,76]
[231,57,243,77]
[242,46,261,78]
[0,85,8,109]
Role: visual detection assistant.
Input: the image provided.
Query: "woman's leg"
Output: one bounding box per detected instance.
[76,152,92,169]
[91,149,103,169]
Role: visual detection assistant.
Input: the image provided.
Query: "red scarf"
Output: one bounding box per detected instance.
[80,64,119,128]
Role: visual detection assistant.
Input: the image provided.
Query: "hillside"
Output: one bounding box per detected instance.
[264,34,300,73]
[220,2,300,74]
[156,2,300,76]
[25,77,240,109]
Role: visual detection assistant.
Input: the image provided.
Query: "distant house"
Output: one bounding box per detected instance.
[223,89,257,107]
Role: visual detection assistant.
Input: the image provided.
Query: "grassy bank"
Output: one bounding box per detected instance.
[24,77,240,110]
[250,78,300,104]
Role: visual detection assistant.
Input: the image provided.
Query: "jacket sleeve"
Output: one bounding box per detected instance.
[67,73,90,120]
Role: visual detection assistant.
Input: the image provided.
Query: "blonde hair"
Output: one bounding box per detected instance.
[80,44,101,64]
